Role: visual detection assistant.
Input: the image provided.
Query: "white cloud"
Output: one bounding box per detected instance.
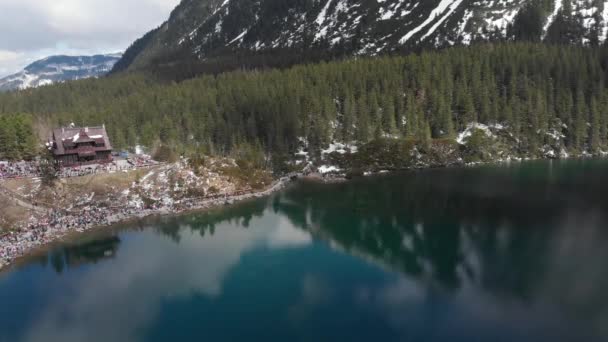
[0,50,24,76]
[0,0,181,77]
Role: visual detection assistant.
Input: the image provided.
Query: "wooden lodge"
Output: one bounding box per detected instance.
[51,125,113,166]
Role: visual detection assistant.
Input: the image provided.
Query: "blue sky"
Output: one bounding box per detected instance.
[0,0,181,77]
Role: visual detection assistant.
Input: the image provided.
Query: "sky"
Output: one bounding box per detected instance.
[0,0,181,77]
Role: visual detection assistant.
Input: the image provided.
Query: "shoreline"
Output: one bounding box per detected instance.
[0,175,295,272]
[1,155,602,273]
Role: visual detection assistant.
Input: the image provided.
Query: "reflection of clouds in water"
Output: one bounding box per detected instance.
[22,213,312,342]
[379,277,423,307]
[357,274,570,340]
[296,199,608,341]
[535,209,608,338]
[266,217,312,248]
[359,209,608,340]
[288,274,332,323]
[12,162,608,342]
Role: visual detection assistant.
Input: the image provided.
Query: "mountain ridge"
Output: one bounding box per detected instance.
[113,0,608,76]
[0,54,122,92]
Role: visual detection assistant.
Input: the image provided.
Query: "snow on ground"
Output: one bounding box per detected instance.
[482,7,520,37]
[295,148,310,166]
[542,146,556,158]
[228,29,249,45]
[456,123,502,144]
[314,141,359,174]
[546,129,566,141]
[318,165,340,174]
[399,0,463,44]
[315,0,334,40]
[602,3,608,41]
[457,9,474,44]
[543,0,563,37]
[420,0,465,41]
[178,0,231,45]
[119,157,261,210]
[321,142,358,156]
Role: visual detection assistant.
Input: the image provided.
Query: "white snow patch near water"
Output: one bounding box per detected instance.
[321,142,358,156]
[545,129,566,141]
[318,165,340,174]
[456,123,503,145]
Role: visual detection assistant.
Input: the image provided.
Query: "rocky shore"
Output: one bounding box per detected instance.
[2,136,603,272]
[0,175,294,271]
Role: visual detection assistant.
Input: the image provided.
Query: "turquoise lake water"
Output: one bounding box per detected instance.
[2,159,608,342]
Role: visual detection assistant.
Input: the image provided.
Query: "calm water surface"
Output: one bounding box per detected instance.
[2,160,608,342]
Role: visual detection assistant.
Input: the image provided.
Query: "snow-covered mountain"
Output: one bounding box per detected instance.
[0,54,122,92]
[113,0,608,74]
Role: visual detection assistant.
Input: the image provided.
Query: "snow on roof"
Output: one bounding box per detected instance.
[52,125,112,155]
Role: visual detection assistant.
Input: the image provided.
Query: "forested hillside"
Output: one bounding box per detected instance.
[1,43,608,161]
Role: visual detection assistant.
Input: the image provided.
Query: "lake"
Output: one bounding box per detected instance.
[2,159,608,342]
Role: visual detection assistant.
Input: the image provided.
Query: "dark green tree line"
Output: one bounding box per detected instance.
[0,113,37,160]
[0,43,608,158]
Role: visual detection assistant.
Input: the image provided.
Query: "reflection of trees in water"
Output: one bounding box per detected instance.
[38,199,270,274]
[151,199,269,242]
[31,161,608,335]
[272,168,608,336]
[273,166,608,300]
[40,236,122,274]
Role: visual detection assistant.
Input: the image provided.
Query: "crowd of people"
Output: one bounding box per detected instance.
[0,161,41,179]
[58,158,158,178]
[0,155,161,269]
[0,156,159,180]
[0,206,141,267]
[0,201,183,268]
[0,175,293,269]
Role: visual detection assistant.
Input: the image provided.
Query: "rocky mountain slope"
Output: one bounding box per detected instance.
[113,0,608,74]
[0,54,122,92]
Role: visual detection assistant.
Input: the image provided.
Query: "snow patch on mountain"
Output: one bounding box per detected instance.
[544,0,563,36]
[603,3,608,41]
[400,0,463,44]
[117,0,608,73]
[420,0,465,42]
[0,54,122,92]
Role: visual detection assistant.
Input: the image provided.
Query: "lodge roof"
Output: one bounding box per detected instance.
[52,125,113,156]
